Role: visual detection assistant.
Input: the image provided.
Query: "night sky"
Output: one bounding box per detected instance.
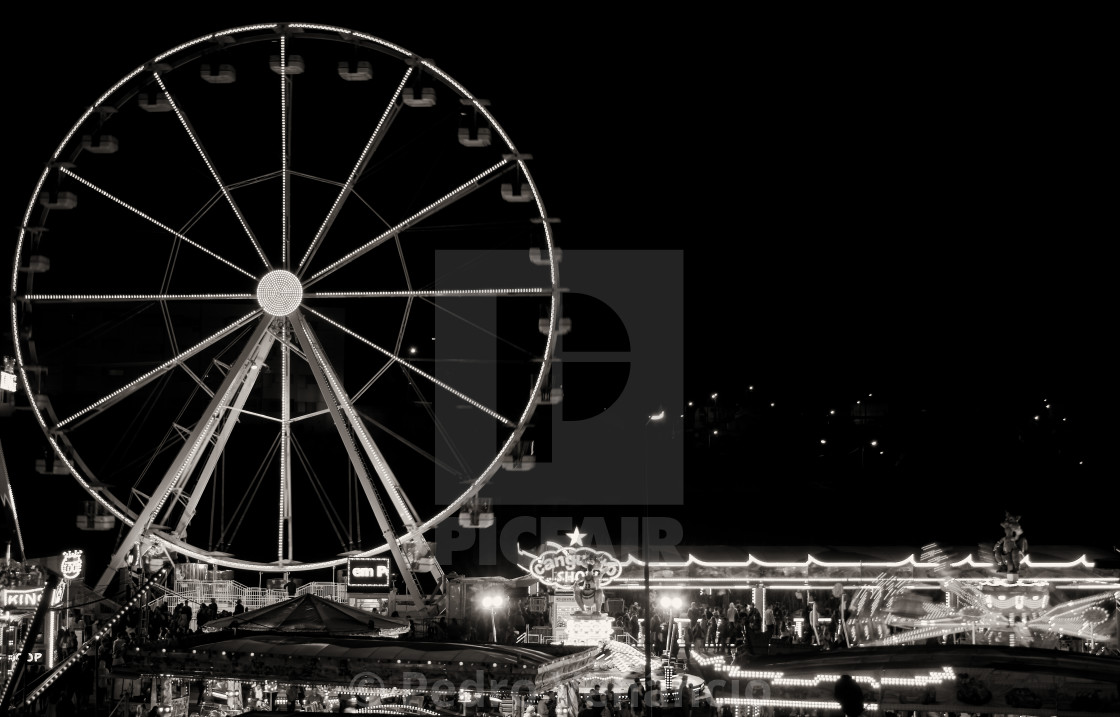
[3,11,1115,584]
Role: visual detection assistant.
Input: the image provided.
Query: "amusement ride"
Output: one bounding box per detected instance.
[2,20,1118,717]
[8,21,563,611]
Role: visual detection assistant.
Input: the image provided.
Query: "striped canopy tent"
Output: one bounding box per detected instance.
[201,593,410,636]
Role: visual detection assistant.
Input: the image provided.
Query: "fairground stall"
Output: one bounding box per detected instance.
[514,531,1119,652]
[509,526,1118,717]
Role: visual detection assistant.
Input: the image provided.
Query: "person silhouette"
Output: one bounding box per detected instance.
[833,675,866,717]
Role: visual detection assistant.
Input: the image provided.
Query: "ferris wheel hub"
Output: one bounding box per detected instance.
[256,269,303,316]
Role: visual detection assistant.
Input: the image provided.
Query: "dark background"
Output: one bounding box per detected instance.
[3,10,1115,583]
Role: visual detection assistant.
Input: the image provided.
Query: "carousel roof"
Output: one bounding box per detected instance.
[195,634,581,666]
[121,634,601,691]
[201,593,410,636]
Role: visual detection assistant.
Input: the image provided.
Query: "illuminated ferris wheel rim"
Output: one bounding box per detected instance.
[10,22,560,576]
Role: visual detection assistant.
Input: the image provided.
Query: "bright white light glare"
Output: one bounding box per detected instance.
[482,595,506,608]
[257,270,303,316]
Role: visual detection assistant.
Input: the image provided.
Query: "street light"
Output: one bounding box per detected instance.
[481,594,506,643]
[659,595,682,658]
[643,409,665,716]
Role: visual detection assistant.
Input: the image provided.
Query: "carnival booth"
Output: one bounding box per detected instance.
[517,532,625,647]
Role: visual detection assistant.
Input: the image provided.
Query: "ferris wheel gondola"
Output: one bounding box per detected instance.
[10,22,560,605]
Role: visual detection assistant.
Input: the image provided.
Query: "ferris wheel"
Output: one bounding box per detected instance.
[9,23,560,603]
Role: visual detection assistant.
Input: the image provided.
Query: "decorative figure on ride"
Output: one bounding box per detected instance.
[574,559,605,615]
[993,512,1028,583]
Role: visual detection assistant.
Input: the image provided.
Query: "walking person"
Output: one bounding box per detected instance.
[627,678,644,717]
[604,683,618,717]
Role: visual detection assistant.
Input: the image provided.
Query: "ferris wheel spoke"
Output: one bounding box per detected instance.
[304,287,551,300]
[54,309,263,430]
[153,71,271,270]
[57,167,257,280]
[21,292,254,303]
[279,35,292,270]
[296,66,412,275]
[302,305,514,427]
[301,158,518,287]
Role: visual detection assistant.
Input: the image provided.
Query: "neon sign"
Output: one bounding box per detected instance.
[347,557,391,589]
[61,550,84,580]
[0,588,55,609]
[529,546,621,590]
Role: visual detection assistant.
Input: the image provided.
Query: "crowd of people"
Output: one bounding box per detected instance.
[525,676,710,717]
[1,561,44,588]
[611,595,836,664]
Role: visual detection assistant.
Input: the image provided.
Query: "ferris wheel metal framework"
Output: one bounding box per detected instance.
[9,22,561,604]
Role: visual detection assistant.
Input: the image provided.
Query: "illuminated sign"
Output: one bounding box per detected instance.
[529,546,621,590]
[347,557,391,589]
[61,550,84,580]
[1,588,47,609]
[0,356,16,392]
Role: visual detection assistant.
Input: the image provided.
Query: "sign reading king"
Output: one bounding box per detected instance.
[528,546,621,590]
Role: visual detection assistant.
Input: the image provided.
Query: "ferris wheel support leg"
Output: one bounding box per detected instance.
[93,318,276,595]
[172,328,277,540]
[289,310,426,606]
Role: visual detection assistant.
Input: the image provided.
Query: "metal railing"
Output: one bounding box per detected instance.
[141,578,364,631]
[298,581,348,602]
[146,579,290,631]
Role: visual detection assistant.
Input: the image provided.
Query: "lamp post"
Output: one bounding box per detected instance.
[660,596,682,657]
[643,409,665,717]
[482,594,506,643]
